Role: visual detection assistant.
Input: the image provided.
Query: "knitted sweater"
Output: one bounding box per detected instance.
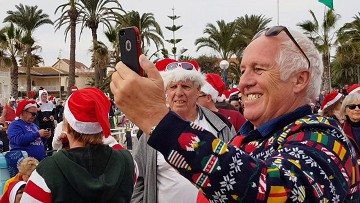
[21,144,135,203]
[148,111,360,202]
[7,119,46,161]
[131,105,236,203]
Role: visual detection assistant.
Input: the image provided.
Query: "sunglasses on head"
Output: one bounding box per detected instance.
[346,104,360,110]
[252,26,310,69]
[25,110,38,117]
[165,62,195,71]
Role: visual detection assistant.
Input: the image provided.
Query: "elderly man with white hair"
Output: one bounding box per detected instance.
[130,58,236,203]
[111,26,360,202]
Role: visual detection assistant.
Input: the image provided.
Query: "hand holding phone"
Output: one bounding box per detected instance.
[119,26,143,76]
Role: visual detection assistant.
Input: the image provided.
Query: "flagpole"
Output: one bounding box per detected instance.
[277,0,280,25]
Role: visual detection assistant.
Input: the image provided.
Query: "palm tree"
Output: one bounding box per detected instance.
[76,0,125,87]
[297,9,340,92]
[91,40,110,88]
[55,0,79,97]
[195,20,236,60]
[104,25,120,68]
[4,4,53,93]
[119,11,164,54]
[0,24,24,98]
[333,12,360,84]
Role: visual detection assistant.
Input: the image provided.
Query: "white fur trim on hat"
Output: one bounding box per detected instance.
[24,103,37,110]
[8,97,15,102]
[64,95,102,134]
[10,181,26,203]
[160,68,206,88]
[201,82,218,103]
[322,93,342,111]
[349,87,360,95]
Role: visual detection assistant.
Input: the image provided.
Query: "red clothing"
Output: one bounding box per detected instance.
[217,108,246,132]
[341,121,360,163]
[4,105,16,123]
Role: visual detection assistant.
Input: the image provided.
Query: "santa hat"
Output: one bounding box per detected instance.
[64,88,111,137]
[103,136,123,150]
[229,87,240,98]
[155,58,205,88]
[0,180,26,203]
[8,97,15,103]
[71,85,78,93]
[49,96,55,102]
[319,91,343,113]
[201,73,225,102]
[347,84,360,95]
[15,100,37,117]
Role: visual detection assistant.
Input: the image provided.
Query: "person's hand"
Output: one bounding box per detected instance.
[39,129,51,138]
[110,54,169,135]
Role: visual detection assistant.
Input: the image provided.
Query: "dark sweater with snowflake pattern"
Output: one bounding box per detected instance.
[148,105,360,202]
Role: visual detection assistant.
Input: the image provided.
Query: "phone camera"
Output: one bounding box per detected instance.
[125,40,132,51]
[119,30,125,36]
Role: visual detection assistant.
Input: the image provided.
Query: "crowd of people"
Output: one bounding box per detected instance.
[0,25,359,202]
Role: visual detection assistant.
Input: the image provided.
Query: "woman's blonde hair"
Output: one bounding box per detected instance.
[18,157,39,176]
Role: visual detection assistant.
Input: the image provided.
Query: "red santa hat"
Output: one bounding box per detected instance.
[201,73,225,102]
[319,91,343,113]
[71,85,79,93]
[15,100,37,117]
[347,84,360,95]
[229,87,240,98]
[155,58,205,88]
[0,180,26,203]
[64,88,111,137]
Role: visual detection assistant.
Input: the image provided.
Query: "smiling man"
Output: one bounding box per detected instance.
[111,26,360,202]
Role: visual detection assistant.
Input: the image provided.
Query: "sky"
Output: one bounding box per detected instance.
[0,0,359,67]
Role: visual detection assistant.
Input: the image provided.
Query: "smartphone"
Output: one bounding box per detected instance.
[119,26,143,76]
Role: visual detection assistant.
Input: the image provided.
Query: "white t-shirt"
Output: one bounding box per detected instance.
[157,112,217,203]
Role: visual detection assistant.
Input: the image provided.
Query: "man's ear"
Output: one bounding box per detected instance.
[292,70,310,93]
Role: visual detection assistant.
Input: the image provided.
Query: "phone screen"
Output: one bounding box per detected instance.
[119,26,143,76]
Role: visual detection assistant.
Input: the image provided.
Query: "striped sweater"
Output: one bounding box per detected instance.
[148,111,360,202]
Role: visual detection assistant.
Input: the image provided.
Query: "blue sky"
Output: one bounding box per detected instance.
[1,0,359,67]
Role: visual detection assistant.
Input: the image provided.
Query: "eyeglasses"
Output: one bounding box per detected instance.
[346,104,360,110]
[198,94,207,98]
[166,62,195,71]
[25,110,38,117]
[252,26,311,69]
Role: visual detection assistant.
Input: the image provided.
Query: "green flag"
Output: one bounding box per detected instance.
[319,0,334,10]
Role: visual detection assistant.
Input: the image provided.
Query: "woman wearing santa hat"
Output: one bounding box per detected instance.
[7,100,50,162]
[318,91,344,122]
[21,88,136,203]
[0,181,26,203]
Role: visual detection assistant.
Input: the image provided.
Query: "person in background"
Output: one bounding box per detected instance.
[0,97,16,152]
[340,92,360,167]
[0,181,26,203]
[318,91,344,122]
[36,88,56,155]
[21,88,137,203]
[131,59,235,203]
[7,100,49,161]
[342,84,349,96]
[198,73,246,132]
[111,26,360,201]
[54,99,64,123]
[3,157,38,193]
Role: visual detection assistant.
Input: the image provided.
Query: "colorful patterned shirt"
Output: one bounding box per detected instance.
[148,106,360,202]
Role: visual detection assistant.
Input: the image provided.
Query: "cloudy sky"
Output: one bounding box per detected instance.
[1,0,359,67]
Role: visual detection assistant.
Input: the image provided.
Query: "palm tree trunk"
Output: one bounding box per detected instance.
[322,53,331,92]
[10,56,19,98]
[91,26,99,87]
[26,48,31,94]
[67,4,78,97]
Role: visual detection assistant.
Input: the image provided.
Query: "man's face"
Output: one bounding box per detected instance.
[166,80,200,119]
[21,107,38,123]
[230,100,240,111]
[239,35,298,127]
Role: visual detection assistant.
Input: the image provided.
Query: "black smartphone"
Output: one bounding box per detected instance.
[119,26,143,76]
